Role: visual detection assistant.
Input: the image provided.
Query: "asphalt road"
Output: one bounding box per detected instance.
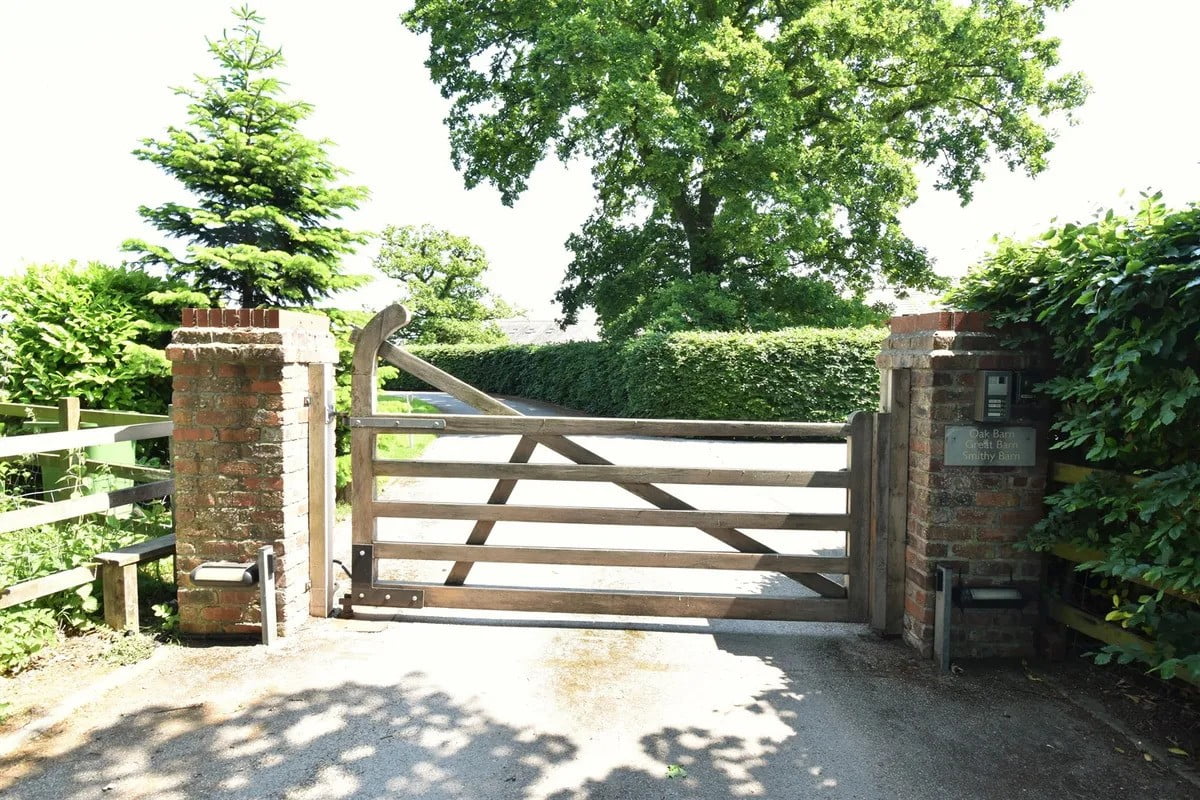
[1,619,1187,799]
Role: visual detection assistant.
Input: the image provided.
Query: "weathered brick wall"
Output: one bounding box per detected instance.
[167,309,336,636]
[879,311,1050,659]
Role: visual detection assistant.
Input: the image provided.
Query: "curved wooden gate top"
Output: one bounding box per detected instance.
[344,304,876,623]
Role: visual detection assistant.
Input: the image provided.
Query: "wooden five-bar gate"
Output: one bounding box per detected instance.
[343,305,882,624]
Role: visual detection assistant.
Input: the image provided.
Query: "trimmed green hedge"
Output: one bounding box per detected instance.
[385,327,887,422]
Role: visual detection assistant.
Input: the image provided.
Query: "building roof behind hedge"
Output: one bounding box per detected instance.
[494,318,600,344]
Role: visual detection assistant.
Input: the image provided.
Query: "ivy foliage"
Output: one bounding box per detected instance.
[405,0,1087,335]
[386,326,886,422]
[949,196,1200,682]
[123,5,368,308]
[0,262,190,413]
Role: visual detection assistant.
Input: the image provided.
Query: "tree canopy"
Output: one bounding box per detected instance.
[404,0,1087,336]
[373,224,516,344]
[124,5,368,308]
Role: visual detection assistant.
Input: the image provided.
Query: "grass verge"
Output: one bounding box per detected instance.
[375,395,440,461]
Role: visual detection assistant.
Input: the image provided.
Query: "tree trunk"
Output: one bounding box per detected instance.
[672,187,721,276]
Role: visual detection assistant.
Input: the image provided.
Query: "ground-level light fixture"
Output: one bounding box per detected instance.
[188,545,276,646]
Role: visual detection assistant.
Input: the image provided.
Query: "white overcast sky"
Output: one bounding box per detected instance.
[1,1,1197,318]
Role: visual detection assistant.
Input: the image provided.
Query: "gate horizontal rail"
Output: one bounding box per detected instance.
[374,500,850,530]
[355,413,846,439]
[351,583,854,622]
[373,459,850,488]
[373,542,849,572]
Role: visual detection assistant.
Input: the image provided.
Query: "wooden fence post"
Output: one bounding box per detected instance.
[101,559,139,631]
[883,370,910,636]
[308,363,335,617]
[57,396,81,498]
[57,397,81,431]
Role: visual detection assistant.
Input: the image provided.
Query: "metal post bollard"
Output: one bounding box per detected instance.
[934,564,953,673]
[934,563,1026,673]
[189,545,277,645]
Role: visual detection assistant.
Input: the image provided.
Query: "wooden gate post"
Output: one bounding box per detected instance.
[846,412,873,622]
[308,362,336,617]
[867,369,911,638]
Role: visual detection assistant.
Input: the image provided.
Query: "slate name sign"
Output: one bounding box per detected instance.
[945,426,1036,467]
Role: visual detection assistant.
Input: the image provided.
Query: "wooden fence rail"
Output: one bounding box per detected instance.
[0,480,175,536]
[1046,459,1198,686]
[0,420,171,460]
[0,401,167,427]
[0,398,176,630]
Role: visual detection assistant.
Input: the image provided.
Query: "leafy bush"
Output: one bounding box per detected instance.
[0,262,193,413]
[620,328,887,420]
[0,483,172,673]
[385,326,887,422]
[0,609,57,675]
[949,194,1200,681]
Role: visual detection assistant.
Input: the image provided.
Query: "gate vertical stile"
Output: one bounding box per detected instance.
[870,411,893,633]
[345,306,413,616]
[847,412,873,622]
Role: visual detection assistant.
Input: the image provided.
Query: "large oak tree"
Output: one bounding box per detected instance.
[405,0,1087,336]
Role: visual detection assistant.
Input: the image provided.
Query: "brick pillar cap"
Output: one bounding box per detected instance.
[181,309,329,332]
[889,311,990,334]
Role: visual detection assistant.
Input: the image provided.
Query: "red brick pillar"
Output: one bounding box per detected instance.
[167,309,336,636]
[878,311,1050,659]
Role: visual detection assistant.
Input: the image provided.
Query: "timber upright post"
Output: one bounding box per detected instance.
[876,311,1050,660]
[168,309,337,637]
[344,305,413,616]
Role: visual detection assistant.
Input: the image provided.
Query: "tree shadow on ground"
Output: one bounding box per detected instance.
[544,627,1188,800]
[1,675,575,800]
[1,628,1188,800]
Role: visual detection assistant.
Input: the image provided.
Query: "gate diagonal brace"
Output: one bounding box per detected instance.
[444,435,539,586]
[371,334,847,600]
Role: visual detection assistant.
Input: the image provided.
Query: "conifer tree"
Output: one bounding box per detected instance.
[124,6,368,308]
